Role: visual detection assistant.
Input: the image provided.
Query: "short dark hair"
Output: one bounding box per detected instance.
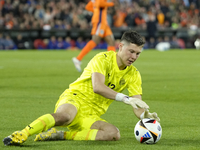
[121,30,145,46]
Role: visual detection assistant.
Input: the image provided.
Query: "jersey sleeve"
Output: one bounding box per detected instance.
[127,70,142,96]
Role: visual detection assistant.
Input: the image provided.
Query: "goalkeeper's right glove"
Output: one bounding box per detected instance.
[115,93,149,109]
[140,109,160,122]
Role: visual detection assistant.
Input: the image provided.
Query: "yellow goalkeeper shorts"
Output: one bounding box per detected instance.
[54,89,107,131]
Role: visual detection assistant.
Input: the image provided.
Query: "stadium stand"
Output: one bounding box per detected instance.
[0,0,199,49]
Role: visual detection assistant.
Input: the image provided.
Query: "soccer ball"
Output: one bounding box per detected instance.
[134,118,162,144]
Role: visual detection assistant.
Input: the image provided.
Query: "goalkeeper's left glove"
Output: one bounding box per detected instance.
[115,93,149,109]
[140,109,160,122]
[122,97,149,109]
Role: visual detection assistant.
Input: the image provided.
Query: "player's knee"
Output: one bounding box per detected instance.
[92,35,101,44]
[52,113,71,126]
[105,127,120,141]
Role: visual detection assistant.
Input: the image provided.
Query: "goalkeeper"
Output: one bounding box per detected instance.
[3,30,160,146]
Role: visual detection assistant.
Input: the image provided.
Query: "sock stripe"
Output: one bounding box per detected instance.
[71,132,78,140]
[85,129,92,140]
[76,40,96,61]
[37,119,46,131]
[64,132,67,139]
[24,128,30,136]
[90,130,98,140]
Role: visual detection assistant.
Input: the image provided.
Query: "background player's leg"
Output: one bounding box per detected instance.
[104,35,116,52]
[72,35,101,72]
[76,34,101,61]
[76,40,97,61]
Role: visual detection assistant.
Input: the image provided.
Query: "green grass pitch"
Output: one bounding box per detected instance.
[0,49,200,150]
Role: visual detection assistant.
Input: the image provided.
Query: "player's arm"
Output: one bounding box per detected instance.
[92,72,118,99]
[96,0,114,8]
[99,1,114,7]
[85,1,94,12]
[92,72,149,109]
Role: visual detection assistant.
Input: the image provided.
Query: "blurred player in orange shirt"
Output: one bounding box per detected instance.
[72,0,116,72]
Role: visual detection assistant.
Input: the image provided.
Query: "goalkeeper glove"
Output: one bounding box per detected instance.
[123,97,149,109]
[115,93,149,109]
[140,109,160,122]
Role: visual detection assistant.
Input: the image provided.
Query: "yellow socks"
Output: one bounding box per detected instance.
[64,129,98,140]
[22,114,55,136]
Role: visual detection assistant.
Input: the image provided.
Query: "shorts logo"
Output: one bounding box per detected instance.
[100,30,104,35]
[28,125,33,130]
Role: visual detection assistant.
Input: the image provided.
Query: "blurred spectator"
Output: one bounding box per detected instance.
[170,35,181,49]
[163,36,170,43]
[188,2,199,18]
[44,8,55,23]
[156,10,165,28]
[54,20,65,29]
[148,37,157,49]
[0,0,199,50]
[125,7,135,27]
[34,4,45,20]
[63,37,72,49]
[56,37,64,49]
[157,36,163,44]
[0,33,5,50]
[179,7,188,28]
[0,0,199,31]
[47,36,57,49]
[113,4,127,28]
[76,37,86,49]
[171,16,180,29]
[177,38,186,49]
[146,13,157,41]
[4,35,15,50]
[15,34,25,49]
[160,1,169,15]
[134,14,146,29]
[34,39,47,49]
[70,39,78,50]
[4,13,14,29]
[0,14,4,28]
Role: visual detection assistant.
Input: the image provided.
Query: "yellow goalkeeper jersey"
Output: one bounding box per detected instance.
[68,51,142,116]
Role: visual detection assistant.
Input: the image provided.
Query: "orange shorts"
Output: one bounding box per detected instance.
[91,22,113,38]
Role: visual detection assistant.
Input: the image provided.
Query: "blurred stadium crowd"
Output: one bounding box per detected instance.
[0,0,199,50]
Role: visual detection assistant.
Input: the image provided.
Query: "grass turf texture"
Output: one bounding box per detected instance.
[0,49,200,150]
